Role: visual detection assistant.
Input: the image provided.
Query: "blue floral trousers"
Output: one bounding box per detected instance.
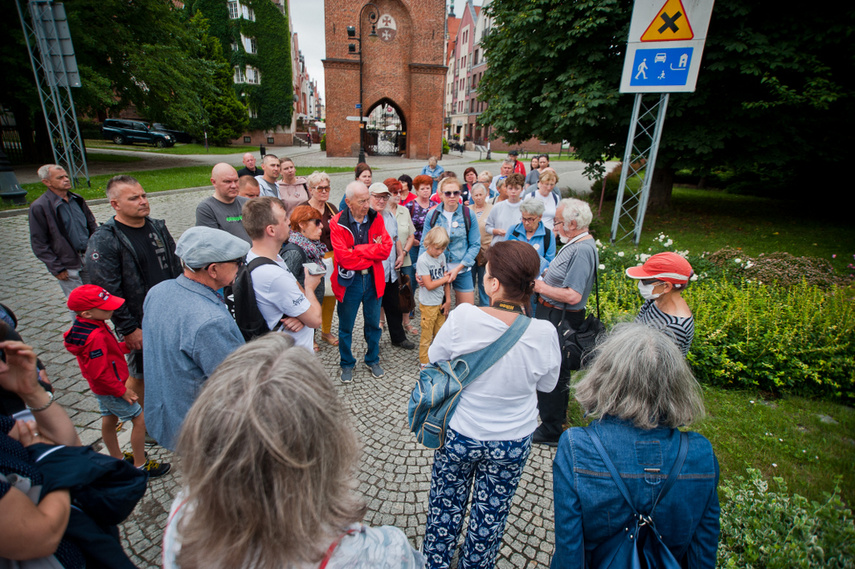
[423,428,533,569]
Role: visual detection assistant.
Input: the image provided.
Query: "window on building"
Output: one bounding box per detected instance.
[231,42,239,52]
[234,67,246,83]
[248,37,257,54]
[248,108,257,119]
[228,1,238,19]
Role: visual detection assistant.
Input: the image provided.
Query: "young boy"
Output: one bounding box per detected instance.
[416,226,453,365]
[63,285,170,478]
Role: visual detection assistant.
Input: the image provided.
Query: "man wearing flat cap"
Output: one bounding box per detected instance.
[141,226,249,451]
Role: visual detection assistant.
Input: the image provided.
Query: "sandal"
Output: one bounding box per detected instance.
[405,324,419,335]
[321,333,339,346]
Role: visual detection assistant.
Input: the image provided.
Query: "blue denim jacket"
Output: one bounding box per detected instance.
[418,206,481,269]
[551,417,720,569]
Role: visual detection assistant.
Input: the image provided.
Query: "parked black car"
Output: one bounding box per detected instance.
[101,119,175,147]
[151,123,193,144]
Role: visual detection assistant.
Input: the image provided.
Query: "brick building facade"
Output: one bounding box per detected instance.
[323,0,446,159]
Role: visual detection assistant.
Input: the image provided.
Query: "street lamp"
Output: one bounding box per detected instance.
[347,2,379,164]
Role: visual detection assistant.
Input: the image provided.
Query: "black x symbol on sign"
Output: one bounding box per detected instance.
[658,11,683,33]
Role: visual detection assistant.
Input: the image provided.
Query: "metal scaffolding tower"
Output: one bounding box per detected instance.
[16,0,89,188]
[610,93,669,245]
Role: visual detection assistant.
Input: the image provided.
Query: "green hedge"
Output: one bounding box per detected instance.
[718,469,855,568]
[594,236,855,401]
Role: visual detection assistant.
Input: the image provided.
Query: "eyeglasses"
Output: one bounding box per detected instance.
[444,191,461,197]
[314,185,331,192]
[553,219,564,227]
[521,217,540,223]
[373,194,390,200]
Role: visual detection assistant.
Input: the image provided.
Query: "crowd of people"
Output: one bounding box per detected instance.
[2,154,716,568]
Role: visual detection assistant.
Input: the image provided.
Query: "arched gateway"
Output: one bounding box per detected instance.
[323,0,446,160]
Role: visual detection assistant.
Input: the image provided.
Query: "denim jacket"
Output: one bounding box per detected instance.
[551,416,720,569]
[417,205,481,269]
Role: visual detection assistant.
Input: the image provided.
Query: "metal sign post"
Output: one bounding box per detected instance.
[611,0,714,244]
[16,0,89,188]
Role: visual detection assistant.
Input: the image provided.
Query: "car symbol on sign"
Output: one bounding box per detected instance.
[655,53,667,63]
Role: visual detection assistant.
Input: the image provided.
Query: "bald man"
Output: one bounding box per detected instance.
[237,153,262,177]
[195,163,251,243]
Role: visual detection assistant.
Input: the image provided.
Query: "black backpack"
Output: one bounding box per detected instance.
[428,205,472,234]
[226,256,281,341]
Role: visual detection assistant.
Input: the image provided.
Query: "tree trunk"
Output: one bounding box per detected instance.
[647,166,674,211]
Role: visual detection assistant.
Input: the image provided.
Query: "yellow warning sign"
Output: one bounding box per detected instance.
[641,0,694,41]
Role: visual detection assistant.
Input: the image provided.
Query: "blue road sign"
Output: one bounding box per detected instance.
[356,104,362,109]
[629,47,694,87]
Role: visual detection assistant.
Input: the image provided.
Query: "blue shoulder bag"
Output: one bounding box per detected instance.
[584,428,689,569]
[408,315,530,449]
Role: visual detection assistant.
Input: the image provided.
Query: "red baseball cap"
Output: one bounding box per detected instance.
[67,285,125,312]
[625,252,693,285]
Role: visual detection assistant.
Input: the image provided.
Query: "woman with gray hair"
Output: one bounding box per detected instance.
[551,323,720,568]
[163,333,425,569]
[532,198,597,446]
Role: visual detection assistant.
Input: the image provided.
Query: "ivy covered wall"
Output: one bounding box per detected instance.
[189,0,293,131]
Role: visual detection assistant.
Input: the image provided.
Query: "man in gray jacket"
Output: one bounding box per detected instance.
[28,164,97,318]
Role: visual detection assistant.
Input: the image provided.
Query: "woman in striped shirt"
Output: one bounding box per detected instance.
[625,252,695,356]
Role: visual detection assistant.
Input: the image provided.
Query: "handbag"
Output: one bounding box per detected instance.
[556,265,605,371]
[398,271,416,313]
[584,429,689,569]
[408,315,531,449]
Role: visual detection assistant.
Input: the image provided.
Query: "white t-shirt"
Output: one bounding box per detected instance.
[427,303,560,441]
[528,191,557,230]
[246,250,314,352]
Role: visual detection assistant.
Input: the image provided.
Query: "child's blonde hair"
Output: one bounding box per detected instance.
[423,226,450,249]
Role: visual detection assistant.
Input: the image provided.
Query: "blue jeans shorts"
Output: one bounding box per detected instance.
[96,394,142,422]
[451,267,474,293]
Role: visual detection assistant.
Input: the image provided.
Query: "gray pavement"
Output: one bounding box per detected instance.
[0,153,608,567]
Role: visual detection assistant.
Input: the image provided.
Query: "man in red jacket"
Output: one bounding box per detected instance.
[330,181,392,383]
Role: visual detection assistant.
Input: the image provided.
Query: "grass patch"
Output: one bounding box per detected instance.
[567,386,855,507]
[87,152,143,164]
[85,139,257,155]
[590,186,855,276]
[8,165,353,209]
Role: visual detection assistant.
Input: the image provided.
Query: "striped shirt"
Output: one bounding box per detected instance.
[636,299,695,356]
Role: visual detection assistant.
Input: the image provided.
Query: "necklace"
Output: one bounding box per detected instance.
[491,301,526,314]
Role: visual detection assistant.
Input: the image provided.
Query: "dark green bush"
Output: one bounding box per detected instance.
[718,469,855,568]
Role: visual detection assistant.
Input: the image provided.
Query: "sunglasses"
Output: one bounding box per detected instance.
[314,185,331,191]
[444,190,461,197]
[641,278,662,286]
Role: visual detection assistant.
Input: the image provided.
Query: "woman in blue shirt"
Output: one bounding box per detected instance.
[420,155,445,193]
[551,323,720,569]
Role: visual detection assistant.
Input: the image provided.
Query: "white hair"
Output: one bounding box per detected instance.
[37,164,61,181]
[559,198,593,230]
[519,199,544,216]
[345,180,366,199]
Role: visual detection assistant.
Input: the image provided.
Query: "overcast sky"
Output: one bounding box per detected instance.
[289,0,482,104]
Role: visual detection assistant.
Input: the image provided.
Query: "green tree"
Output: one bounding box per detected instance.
[61,0,213,131]
[478,0,854,207]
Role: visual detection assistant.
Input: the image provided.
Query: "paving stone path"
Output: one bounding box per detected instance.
[1,174,563,568]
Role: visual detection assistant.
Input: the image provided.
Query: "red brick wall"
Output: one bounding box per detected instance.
[323,0,446,160]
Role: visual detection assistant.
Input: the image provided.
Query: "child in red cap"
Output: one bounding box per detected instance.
[64,285,170,478]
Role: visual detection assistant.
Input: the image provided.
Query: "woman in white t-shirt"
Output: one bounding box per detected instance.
[163,334,424,569]
[422,240,561,569]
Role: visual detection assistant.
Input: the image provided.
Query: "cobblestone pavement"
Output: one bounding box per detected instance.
[1,174,565,567]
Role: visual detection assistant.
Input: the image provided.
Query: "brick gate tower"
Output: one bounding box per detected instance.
[323,0,446,160]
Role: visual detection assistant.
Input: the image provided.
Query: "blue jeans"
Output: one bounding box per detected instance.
[473,263,489,306]
[337,273,382,369]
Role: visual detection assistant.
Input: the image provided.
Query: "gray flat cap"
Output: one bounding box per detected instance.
[175,226,250,268]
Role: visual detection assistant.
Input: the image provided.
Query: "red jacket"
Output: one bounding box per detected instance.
[64,317,131,397]
[330,207,392,301]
